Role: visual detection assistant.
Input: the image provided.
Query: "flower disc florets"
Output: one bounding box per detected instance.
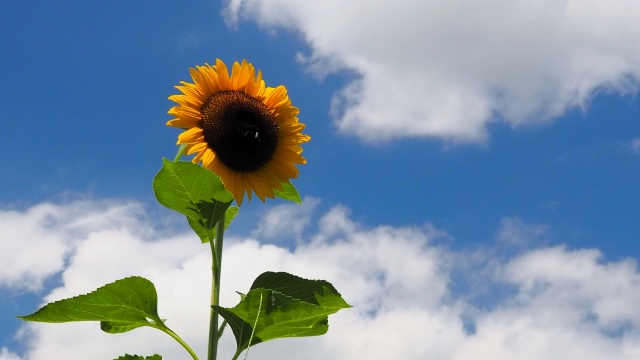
[200,90,279,173]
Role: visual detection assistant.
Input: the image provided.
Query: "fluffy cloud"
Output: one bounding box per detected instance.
[0,200,146,290]
[252,196,320,241]
[0,348,20,360]
[223,0,640,142]
[1,200,640,359]
[496,216,547,246]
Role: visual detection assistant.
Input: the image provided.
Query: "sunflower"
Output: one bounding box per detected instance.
[167,59,310,205]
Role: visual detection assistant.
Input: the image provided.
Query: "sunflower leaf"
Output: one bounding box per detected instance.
[19,277,163,332]
[215,272,351,357]
[275,182,301,204]
[223,206,239,229]
[115,354,162,360]
[188,205,238,244]
[101,320,148,334]
[153,159,233,243]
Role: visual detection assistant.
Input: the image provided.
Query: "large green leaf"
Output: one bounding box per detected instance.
[20,277,196,359]
[250,271,349,307]
[215,272,351,358]
[19,277,163,332]
[153,159,233,243]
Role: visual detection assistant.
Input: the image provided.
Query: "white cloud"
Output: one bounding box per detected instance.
[252,196,320,241]
[630,138,640,152]
[0,348,20,360]
[2,199,640,359]
[223,0,640,143]
[502,246,640,330]
[0,200,146,290]
[496,216,547,245]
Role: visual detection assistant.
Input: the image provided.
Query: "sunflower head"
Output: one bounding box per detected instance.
[167,59,310,205]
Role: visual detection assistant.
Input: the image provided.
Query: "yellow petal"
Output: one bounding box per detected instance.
[215,59,231,90]
[177,127,204,143]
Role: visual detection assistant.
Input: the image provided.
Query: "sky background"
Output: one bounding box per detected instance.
[1,0,640,359]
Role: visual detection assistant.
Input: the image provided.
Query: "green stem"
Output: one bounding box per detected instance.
[208,214,226,360]
[157,325,199,360]
[217,319,228,337]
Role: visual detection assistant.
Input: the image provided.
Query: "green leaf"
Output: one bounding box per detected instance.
[101,320,148,334]
[275,182,301,204]
[223,206,240,228]
[250,272,350,308]
[20,277,198,360]
[153,159,233,243]
[19,277,163,334]
[188,205,238,244]
[215,272,351,357]
[115,354,162,360]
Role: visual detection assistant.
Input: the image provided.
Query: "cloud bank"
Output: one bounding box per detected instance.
[223,0,640,142]
[1,200,639,359]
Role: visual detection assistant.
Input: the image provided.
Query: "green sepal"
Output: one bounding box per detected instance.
[173,143,187,161]
[275,182,301,204]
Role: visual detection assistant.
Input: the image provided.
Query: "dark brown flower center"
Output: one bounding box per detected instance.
[199,90,279,172]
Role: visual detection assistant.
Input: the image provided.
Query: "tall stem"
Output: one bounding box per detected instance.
[208,214,225,360]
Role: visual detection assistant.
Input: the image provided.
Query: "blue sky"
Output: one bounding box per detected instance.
[2,1,640,359]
